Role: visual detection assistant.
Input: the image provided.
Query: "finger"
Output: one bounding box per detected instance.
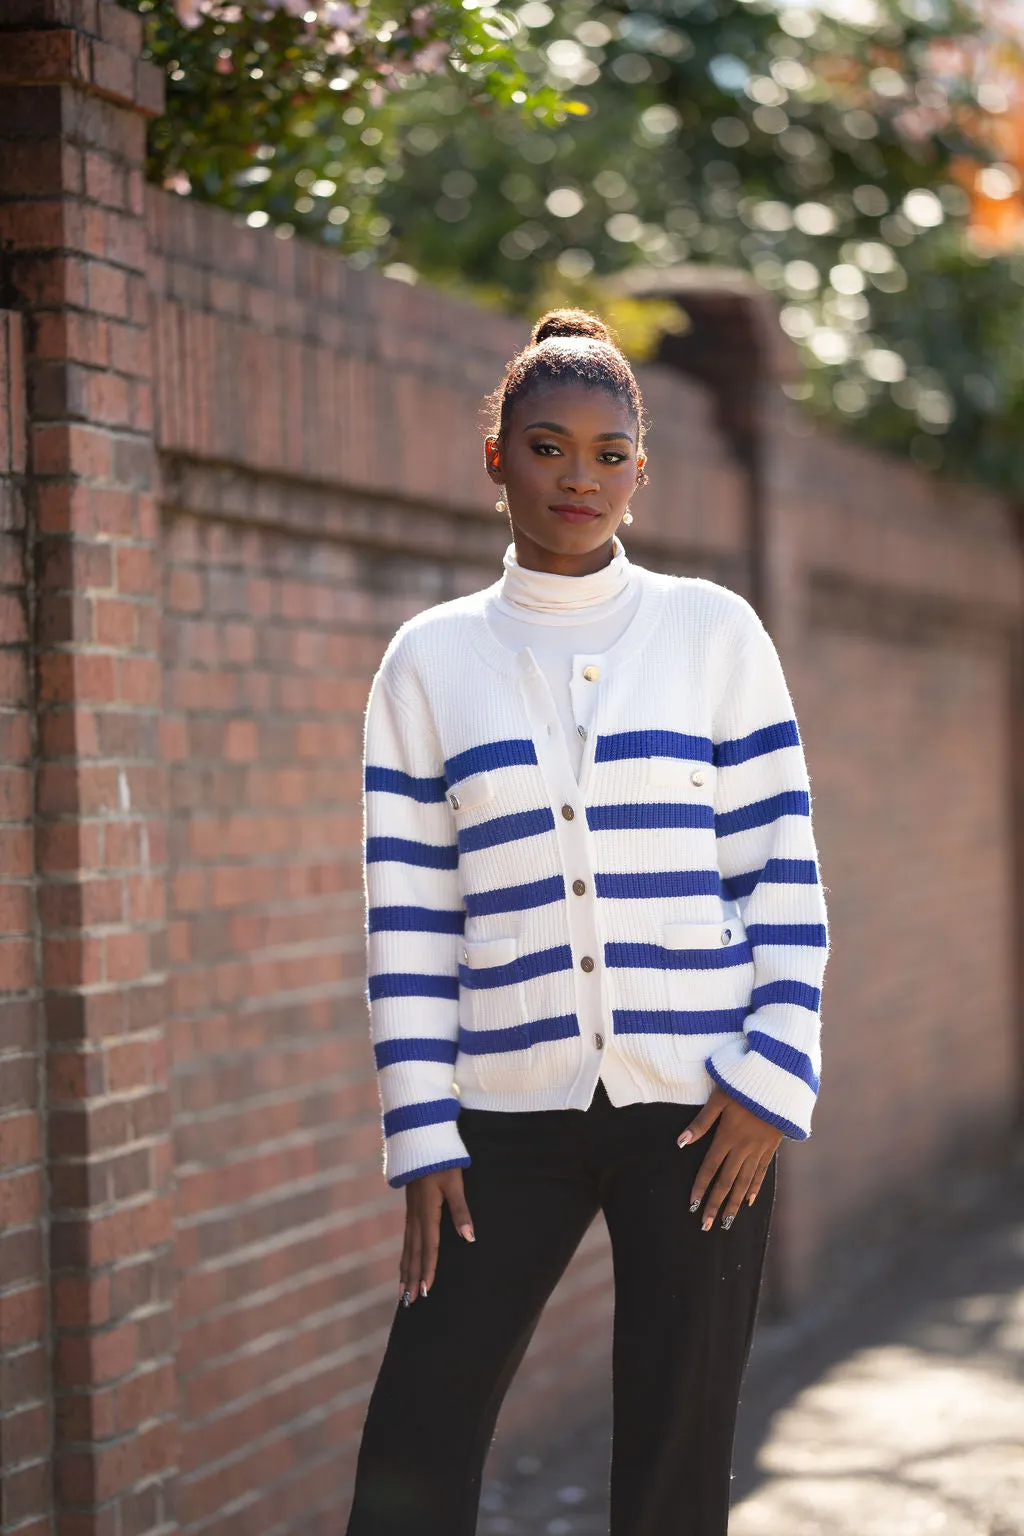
[688,1130,730,1211]
[421,1202,442,1298]
[746,1154,774,1207]
[700,1151,745,1231]
[678,1091,726,1148]
[404,1217,422,1307]
[399,1211,413,1303]
[718,1155,760,1231]
[444,1174,475,1245]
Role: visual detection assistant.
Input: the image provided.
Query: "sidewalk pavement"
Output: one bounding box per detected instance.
[478,1162,1024,1536]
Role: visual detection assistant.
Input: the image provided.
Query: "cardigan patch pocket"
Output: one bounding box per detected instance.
[660,917,754,1028]
[646,758,714,795]
[447,772,494,815]
[457,935,531,1085]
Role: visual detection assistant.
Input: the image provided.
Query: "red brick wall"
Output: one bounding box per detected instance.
[764,430,1024,1299]
[0,4,1022,1531]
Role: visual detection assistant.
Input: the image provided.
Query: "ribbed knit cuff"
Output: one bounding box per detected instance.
[383,1118,472,1189]
[705,1037,817,1141]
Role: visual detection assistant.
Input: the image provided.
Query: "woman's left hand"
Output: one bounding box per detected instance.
[679,1088,782,1231]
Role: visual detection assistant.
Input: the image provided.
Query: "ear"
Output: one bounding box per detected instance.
[484,435,503,486]
[636,453,647,485]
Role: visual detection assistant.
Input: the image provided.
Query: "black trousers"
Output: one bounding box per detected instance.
[345,1082,775,1536]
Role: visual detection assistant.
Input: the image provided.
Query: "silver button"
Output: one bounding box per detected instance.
[577,724,587,740]
[594,1032,604,1050]
[582,665,599,682]
[448,792,461,810]
[721,928,732,945]
[690,769,706,788]
[462,950,468,962]
[580,955,595,973]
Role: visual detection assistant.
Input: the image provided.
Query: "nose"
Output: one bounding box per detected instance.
[558,456,600,494]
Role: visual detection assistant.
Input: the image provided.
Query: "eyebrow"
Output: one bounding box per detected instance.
[523,419,634,444]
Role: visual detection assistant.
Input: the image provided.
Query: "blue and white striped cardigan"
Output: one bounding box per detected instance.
[363,563,829,1188]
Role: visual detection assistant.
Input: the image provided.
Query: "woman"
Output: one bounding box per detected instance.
[348,310,828,1536]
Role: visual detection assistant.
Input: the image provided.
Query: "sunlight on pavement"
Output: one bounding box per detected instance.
[731,1286,1024,1536]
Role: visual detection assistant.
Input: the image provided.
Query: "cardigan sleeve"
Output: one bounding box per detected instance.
[363,650,470,1188]
[705,614,829,1139]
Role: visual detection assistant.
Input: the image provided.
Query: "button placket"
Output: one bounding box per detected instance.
[516,655,608,1079]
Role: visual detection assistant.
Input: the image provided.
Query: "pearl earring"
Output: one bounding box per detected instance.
[622,509,633,526]
[496,486,508,514]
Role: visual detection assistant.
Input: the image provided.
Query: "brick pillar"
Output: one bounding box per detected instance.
[0,306,52,1535]
[0,6,177,1533]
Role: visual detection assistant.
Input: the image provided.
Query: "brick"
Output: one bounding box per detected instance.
[32,420,113,479]
[0,1282,45,1349]
[0,1109,42,1168]
[0,936,35,991]
[114,543,154,595]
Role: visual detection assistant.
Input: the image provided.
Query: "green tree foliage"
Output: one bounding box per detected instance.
[129,1,574,252]
[135,0,1024,492]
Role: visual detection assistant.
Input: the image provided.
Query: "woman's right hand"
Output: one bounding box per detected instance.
[400,1167,475,1305]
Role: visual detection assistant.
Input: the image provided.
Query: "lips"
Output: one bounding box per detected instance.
[550,503,602,523]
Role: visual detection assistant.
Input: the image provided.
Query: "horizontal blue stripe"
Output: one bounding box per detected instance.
[587,802,715,832]
[368,972,459,1001]
[721,868,759,900]
[595,869,720,900]
[366,836,458,870]
[747,923,828,949]
[458,807,555,854]
[613,1007,749,1036]
[465,876,565,917]
[374,1037,459,1068]
[595,730,713,765]
[721,858,819,900]
[369,905,465,934]
[459,944,573,991]
[459,1013,579,1056]
[706,1059,808,1140]
[605,940,752,972]
[748,1029,820,1093]
[383,1097,460,1138]
[390,1153,470,1189]
[714,719,800,767]
[445,738,537,786]
[752,979,821,1013]
[715,790,810,838]
[364,764,447,803]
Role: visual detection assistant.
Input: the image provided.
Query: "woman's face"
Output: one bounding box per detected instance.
[485,382,645,576]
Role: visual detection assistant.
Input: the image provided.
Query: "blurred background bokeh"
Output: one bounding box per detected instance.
[0,2,1022,1533]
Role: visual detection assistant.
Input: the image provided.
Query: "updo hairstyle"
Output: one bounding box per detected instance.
[484,307,648,455]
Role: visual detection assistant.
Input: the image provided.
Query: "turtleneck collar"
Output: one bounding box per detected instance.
[495,537,632,626]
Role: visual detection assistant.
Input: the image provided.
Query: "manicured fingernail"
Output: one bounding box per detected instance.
[460,1225,475,1243]
[689,1199,701,1214]
[401,1290,411,1308]
[702,1217,713,1233]
[722,1214,734,1231]
[420,1281,429,1298]
[678,1131,692,1146]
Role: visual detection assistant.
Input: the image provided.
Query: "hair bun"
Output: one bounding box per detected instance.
[530,308,614,347]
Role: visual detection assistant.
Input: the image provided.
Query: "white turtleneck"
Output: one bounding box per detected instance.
[484,538,641,778]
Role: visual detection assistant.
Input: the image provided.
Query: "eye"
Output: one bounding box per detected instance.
[600,451,628,465]
[530,441,562,456]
